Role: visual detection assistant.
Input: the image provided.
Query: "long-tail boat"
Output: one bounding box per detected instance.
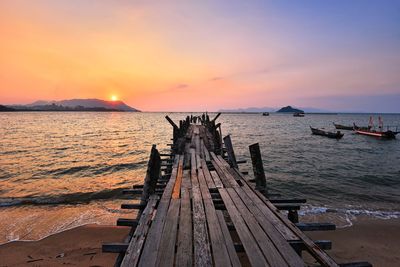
[310,126,344,139]
[333,123,353,130]
[294,112,305,117]
[354,116,398,139]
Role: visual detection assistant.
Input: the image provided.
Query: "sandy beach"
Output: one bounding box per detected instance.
[0,225,129,267]
[0,216,398,267]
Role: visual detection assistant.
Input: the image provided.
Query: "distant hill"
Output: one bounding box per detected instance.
[5,99,139,112]
[0,105,15,111]
[277,106,304,113]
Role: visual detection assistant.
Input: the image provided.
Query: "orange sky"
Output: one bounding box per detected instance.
[1,1,399,111]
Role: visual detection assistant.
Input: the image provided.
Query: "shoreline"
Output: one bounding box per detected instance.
[0,216,398,266]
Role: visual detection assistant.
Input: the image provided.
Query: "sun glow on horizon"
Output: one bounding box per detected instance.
[110,95,118,101]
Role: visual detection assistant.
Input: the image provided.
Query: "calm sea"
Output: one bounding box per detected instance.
[0,112,399,243]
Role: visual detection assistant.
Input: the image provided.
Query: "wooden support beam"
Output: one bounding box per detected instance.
[270,198,307,204]
[102,242,128,253]
[249,143,267,191]
[339,262,372,267]
[289,240,332,251]
[211,112,221,122]
[274,203,302,210]
[296,223,336,231]
[121,203,146,210]
[122,189,142,195]
[223,135,238,168]
[117,218,139,227]
[165,116,179,130]
[160,153,173,157]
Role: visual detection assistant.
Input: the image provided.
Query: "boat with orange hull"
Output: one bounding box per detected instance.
[354,116,398,139]
[355,129,398,139]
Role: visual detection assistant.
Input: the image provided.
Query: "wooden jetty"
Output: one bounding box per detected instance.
[103,113,371,267]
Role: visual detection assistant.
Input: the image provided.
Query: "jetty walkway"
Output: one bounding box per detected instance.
[103,114,371,267]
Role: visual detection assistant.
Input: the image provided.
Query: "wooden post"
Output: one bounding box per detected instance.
[223,135,238,168]
[249,143,267,192]
[211,112,221,122]
[140,145,161,206]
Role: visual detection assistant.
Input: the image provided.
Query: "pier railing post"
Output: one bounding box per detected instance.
[223,135,238,168]
[140,145,161,207]
[249,143,267,193]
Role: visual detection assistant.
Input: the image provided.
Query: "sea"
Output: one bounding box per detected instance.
[0,112,399,244]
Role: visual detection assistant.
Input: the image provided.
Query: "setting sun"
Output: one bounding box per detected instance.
[110,95,118,101]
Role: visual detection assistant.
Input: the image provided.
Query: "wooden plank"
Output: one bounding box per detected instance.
[218,188,268,267]
[176,171,192,267]
[201,159,216,189]
[239,175,339,267]
[215,211,241,267]
[211,153,238,188]
[210,170,224,189]
[138,156,181,267]
[211,159,231,188]
[240,182,298,241]
[191,151,212,266]
[233,187,304,266]
[197,167,232,267]
[172,157,184,199]
[120,196,159,267]
[225,188,289,267]
[156,199,181,266]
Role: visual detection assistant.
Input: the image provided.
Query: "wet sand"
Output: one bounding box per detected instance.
[0,224,129,267]
[0,217,399,266]
[306,216,400,267]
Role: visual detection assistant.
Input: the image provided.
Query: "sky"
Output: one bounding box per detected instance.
[0,0,399,112]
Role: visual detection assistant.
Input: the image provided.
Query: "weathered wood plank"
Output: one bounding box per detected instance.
[191,151,213,266]
[172,157,184,199]
[239,173,339,267]
[201,159,216,189]
[215,210,241,267]
[197,167,232,267]
[156,199,181,266]
[120,196,159,267]
[225,188,289,267]
[176,171,192,267]
[218,188,268,267]
[233,187,304,266]
[138,156,181,267]
[240,181,299,241]
[210,170,224,189]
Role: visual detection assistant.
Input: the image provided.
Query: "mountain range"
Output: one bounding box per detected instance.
[4,99,139,112]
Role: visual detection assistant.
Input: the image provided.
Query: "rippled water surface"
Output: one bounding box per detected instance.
[1,112,399,243]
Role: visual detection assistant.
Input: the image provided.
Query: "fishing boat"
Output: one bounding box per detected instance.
[333,123,370,130]
[333,123,354,130]
[293,112,305,117]
[262,112,269,116]
[310,126,344,139]
[354,116,398,139]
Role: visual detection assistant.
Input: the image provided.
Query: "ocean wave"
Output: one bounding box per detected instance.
[36,161,147,178]
[0,188,127,207]
[300,205,400,220]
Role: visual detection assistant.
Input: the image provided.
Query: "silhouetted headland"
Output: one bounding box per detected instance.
[0,98,140,112]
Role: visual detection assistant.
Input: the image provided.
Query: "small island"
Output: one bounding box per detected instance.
[276,105,304,113]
